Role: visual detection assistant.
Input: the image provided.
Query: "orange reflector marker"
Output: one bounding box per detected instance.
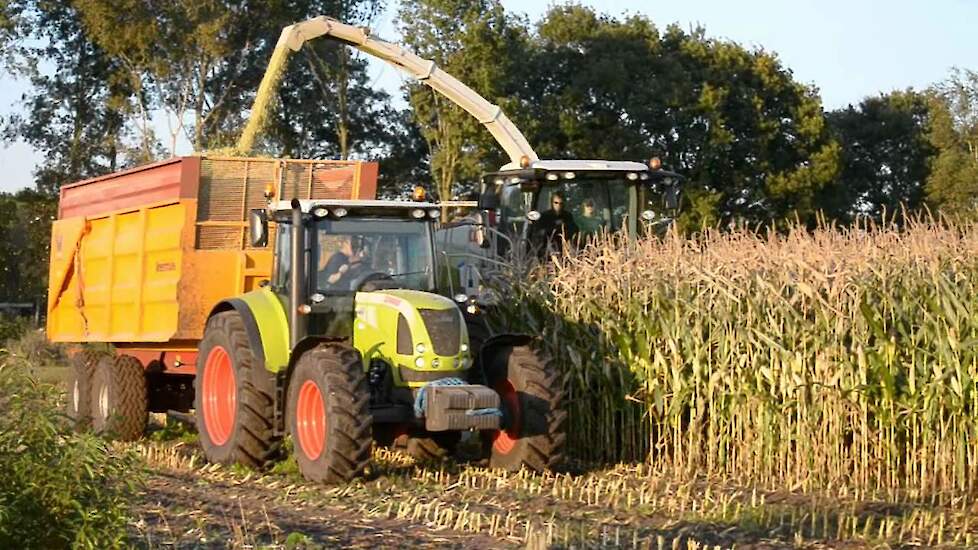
[649,157,662,170]
[413,186,427,201]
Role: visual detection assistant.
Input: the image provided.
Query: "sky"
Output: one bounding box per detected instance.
[2,0,977,193]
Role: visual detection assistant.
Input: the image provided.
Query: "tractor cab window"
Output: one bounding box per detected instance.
[274,223,292,288]
[315,218,434,293]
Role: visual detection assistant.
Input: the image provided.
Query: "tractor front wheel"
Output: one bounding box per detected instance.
[287,344,371,483]
[195,311,281,469]
[91,355,148,441]
[482,345,566,472]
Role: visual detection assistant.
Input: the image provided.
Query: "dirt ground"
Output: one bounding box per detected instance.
[126,431,978,549]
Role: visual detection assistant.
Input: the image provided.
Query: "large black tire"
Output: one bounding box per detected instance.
[395,430,460,463]
[67,350,100,431]
[195,311,281,469]
[287,344,371,483]
[482,345,566,472]
[91,355,148,441]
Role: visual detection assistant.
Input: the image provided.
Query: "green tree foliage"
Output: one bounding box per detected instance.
[2,2,138,193]
[524,6,840,228]
[398,0,529,201]
[0,190,57,304]
[925,68,978,217]
[822,91,934,221]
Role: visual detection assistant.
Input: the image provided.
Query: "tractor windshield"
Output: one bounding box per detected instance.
[314,218,434,292]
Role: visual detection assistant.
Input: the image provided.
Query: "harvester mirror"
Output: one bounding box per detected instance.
[663,186,681,211]
[248,209,269,247]
[477,190,499,210]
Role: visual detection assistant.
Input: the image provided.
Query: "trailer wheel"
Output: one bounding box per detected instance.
[482,345,566,472]
[195,311,281,469]
[287,344,371,483]
[91,355,148,441]
[67,350,101,431]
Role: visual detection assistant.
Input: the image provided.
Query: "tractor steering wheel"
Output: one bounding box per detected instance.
[349,271,396,292]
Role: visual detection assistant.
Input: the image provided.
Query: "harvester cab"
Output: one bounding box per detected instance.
[479,158,684,252]
[202,199,564,481]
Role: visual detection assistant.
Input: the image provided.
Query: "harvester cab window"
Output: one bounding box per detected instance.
[499,184,527,236]
[314,218,434,293]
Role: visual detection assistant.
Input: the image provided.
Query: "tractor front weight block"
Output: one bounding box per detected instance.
[424,384,501,432]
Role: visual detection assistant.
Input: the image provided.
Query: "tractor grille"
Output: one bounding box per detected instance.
[418,308,461,356]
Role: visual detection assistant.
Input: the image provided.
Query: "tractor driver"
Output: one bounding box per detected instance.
[320,236,368,289]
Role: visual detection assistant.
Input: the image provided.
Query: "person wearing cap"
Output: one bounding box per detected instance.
[575,198,604,236]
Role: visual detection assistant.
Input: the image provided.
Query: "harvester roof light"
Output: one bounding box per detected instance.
[494,178,505,186]
[428,209,441,219]
[508,176,522,184]
[332,207,348,218]
[527,210,542,222]
[639,173,650,180]
[412,186,427,201]
[520,155,531,168]
[626,172,640,181]
[649,157,662,170]
[545,173,560,181]
[312,206,329,218]
[641,210,656,221]
[563,171,576,180]
[411,208,426,219]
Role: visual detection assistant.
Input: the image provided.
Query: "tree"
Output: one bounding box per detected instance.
[821,91,933,222]
[523,6,841,229]
[0,190,57,304]
[925,68,978,217]
[398,0,528,201]
[2,1,139,193]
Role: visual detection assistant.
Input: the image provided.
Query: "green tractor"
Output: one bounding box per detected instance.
[196,199,565,482]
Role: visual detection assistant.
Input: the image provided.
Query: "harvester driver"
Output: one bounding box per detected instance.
[534,191,578,251]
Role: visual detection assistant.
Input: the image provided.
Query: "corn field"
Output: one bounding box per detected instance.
[495,220,978,500]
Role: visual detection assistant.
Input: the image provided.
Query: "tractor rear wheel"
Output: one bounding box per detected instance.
[67,350,101,431]
[195,311,281,469]
[91,355,148,441]
[287,344,371,483]
[482,345,566,472]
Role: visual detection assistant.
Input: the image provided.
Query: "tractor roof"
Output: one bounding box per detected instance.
[272,199,443,213]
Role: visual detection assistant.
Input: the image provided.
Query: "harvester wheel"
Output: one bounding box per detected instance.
[91,355,148,441]
[195,311,281,469]
[67,350,101,431]
[287,344,371,483]
[482,345,566,472]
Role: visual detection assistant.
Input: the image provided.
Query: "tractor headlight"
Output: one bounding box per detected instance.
[428,209,440,219]
[460,343,469,352]
[411,209,426,219]
[431,358,440,368]
[415,357,425,368]
[312,207,329,218]
[332,207,348,218]
[416,343,426,354]
[453,293,468,303]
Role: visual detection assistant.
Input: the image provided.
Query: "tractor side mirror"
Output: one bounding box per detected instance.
[477,190,499,210]
[663,185,681,211]
[249,209,269,247]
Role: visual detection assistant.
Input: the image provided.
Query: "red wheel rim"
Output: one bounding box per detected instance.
[202,345,236,446]
[296,380,327,460]
[492,379,520,454]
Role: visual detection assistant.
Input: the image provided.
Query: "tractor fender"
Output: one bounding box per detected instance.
[206,287,291,375]
[475,333,533,382]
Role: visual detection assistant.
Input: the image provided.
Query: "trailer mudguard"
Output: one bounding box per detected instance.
[210,286,290,373]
